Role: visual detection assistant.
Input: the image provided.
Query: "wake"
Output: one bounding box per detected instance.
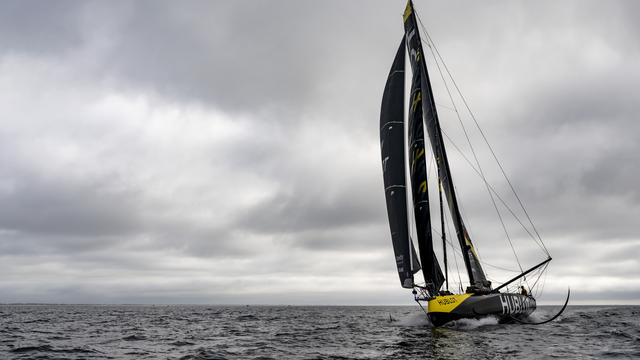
[444,316,500,330]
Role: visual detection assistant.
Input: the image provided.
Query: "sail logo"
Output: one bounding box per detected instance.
[396,254,405,272]
[411,91,422,113]
[436,297,457,306]
[406,29,421,62]
[500,294,535,315]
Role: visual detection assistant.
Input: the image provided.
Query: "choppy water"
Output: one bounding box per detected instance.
[0,305,638,359]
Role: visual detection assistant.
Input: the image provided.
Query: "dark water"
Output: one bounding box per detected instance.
[0,305,638,359]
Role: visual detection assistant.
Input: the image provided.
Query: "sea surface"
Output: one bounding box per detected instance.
[0,304,638,359]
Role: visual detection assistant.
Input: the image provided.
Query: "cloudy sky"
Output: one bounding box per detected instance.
[0,0,638,305]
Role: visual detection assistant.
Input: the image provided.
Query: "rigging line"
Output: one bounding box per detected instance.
[481,261,521,273]
[449,181,473,243]
[530,262,549,296]
[432,209,464,291]
[430,211,461,253]
[414,8,524,289]
[443,204,464,290]
[532,266,546,290]
[431,224,461,255]
[531,269,542,297]
[440,128,548,253]
[538,265,548,297]
[435,102,456,112]
[418,25,523,275]
[429,154,462,282]
[449,181,482,263]
[417,19,549,257]
[520,264,544,302]
[448,177,496,278]
[523,266,542,287]
[414,9,547,258]
[413,7,487,267]
[516,267,539,293]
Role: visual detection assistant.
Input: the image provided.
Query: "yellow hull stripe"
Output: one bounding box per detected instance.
[427,294,472,313]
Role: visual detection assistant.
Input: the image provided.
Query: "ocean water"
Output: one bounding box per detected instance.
[0,305,638,359]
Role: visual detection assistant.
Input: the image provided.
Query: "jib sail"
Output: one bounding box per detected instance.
[403,0,489,290]
[403,19,445,294]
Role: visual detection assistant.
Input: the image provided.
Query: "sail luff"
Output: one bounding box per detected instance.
[380,36,418,289]
[403,0,489,290]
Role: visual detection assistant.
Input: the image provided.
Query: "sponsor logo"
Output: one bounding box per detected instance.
[396,255,404,272]
[437,297,457,306]
[500,294,535,315]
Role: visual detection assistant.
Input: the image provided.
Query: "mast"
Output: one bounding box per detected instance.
[403,0,490,292]
[380,36,421,288]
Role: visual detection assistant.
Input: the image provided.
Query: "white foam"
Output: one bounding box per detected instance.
[445,316,500,330]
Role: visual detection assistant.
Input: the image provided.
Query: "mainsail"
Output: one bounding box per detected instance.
[403,1,490,291]
[380,37,421,288]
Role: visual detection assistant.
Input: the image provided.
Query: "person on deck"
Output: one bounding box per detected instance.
[520,286,528,296]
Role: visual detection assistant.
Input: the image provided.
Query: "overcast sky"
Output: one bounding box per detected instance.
[0,0,638,305]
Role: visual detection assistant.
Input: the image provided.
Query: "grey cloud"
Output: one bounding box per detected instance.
[0,1,83,55]
[235,184,384,235]
[86,0,404,115]
[0,169,142,237]
[0,0,639,305]
[1,1,409,117]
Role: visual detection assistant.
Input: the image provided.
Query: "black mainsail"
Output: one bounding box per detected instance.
[380,37,421,288]
[403,1,490,291]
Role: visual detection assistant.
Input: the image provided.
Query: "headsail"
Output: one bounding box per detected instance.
[403,0,490,291]
[403,21,445,294]
[380,36,420,288]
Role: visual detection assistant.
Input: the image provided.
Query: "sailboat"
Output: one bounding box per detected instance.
[380,1,566,327]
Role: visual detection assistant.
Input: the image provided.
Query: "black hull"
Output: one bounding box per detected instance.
[427,293,535,327]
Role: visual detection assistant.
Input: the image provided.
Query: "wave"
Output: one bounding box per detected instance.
[10,344,99,354]
[397,312,431,327]
[122,334,147,341]
[171,340,197,346]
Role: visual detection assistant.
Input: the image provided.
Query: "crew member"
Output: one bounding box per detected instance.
[520,286,528,296]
